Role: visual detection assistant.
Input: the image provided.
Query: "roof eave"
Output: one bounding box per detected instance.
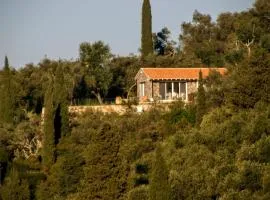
[152,78,198,81]
[135,68,151,80]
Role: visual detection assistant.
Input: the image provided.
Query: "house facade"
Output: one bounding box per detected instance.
[135,68,226,102]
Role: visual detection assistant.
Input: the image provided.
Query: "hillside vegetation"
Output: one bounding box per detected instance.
[0,0,270,199]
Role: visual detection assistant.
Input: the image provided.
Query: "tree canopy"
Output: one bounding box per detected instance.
[1,0,269,199]
[79,41,113,104]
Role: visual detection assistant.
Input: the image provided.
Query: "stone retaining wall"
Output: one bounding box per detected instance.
[68,104,167,115]
[42,104,170,118]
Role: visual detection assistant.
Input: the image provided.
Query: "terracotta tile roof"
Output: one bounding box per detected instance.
[138,68,227,80]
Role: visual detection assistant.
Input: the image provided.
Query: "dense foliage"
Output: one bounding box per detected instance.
[0,0,269,199]
[0,56,16,124]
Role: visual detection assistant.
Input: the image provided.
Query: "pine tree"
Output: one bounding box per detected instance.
[42,79,56,169]
[0,56,15,124]
[141,0,153,58]
[196,70,206,127]
[149,146,171,200]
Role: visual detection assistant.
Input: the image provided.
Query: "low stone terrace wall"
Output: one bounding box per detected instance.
[42,103,171,119]
[68,104,169,115]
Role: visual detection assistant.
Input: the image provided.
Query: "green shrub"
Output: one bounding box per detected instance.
[127,185,149,200]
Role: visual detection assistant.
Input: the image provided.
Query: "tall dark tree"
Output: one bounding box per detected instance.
[196,70,207,127]
[54,64,70,139]
[141,0,153,58]
[0,147,8,184]
[149,146,171,200]
[42,79,55,169]
[4,56,9,70]
[0,56,15,124]
[42,64,70,169]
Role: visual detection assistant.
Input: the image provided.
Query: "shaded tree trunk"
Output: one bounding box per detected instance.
[92,91,103,104]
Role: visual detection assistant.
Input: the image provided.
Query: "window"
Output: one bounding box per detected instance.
[166,82,172,99]
[159,82,165,99]
[173,82,179,99]
[180,82,186,100]
[139,82,145,97]
[159,81,187,100]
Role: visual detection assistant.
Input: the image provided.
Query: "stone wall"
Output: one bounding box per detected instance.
[68,104,168,115]
[153,82,160,98]
[145,81,152,98]
[187,81,198,94]
[69,105,127,115]
[136,70,152,101]
[41,104,171,124]
[187,81,198,102]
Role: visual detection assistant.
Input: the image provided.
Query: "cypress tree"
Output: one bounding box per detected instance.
[54,64,70,139]
[196,70,207,127]
[0,56,15,124]
[141,0,153,58]
[0,146,8,184]
[42,79,56,169]
[42,64,70,169]
[4,56,9,70]
[149,146,171,200]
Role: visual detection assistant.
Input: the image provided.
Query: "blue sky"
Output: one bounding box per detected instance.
[1,0,254,68]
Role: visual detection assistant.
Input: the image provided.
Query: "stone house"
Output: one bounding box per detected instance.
[135,68,226,102]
